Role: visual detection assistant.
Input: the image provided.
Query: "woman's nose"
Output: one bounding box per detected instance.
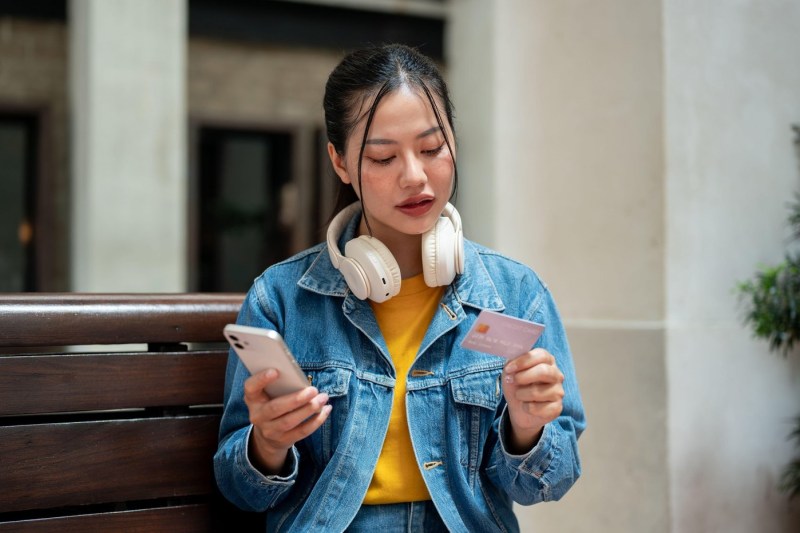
[401,155,427,187]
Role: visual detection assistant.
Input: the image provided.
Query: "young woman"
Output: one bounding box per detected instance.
[214,44,585,532]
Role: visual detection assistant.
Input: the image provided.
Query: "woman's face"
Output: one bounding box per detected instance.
[328,85,455,242]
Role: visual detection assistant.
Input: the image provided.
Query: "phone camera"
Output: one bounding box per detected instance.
[234,342,244,350]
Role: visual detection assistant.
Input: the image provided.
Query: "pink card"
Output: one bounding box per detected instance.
[460,309,545,359]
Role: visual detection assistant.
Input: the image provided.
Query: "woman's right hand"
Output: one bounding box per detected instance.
[243,368,332,475]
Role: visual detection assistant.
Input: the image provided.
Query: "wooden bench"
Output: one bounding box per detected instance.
[0,293,265,532]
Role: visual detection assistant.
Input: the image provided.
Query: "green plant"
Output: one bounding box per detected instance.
[737,254,800,355]
[737,124,800,498]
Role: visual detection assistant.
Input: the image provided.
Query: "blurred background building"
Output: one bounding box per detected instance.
[1,0,799,531]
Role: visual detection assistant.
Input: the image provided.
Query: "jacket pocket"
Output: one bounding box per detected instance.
[304,366,352,461]
[449,368,503,488]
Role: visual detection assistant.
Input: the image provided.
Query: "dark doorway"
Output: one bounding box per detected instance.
[197,127,293,292]
[0,113,38,291]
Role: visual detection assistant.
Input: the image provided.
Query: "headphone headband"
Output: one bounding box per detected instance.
[326,202,362,269]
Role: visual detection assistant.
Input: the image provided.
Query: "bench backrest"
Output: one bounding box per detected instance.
[0,293,261,532]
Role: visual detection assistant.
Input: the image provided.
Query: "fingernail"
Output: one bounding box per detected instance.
[504,373,514,384]
[505,363,517,374]
[302,387,317,400]
[317,393,330,406]
[264,368,277,378]
[322,405,333,416]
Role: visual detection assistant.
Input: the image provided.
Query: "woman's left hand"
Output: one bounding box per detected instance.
[501,348,565,453]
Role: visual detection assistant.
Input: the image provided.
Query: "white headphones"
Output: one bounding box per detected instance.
[327,201,464,303]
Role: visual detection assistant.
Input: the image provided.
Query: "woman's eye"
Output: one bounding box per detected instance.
[423,143,445,156]
[369,156,395,166]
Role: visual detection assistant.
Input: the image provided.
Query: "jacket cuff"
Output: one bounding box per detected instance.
[240,425,299,486]
[497,405,559,477]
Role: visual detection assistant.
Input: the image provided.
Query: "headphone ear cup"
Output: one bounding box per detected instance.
[337,257,371,301]
[422,217,457,287]
[344,236,401,302]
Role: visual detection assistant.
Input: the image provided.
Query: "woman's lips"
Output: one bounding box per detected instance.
[397,198,434,217]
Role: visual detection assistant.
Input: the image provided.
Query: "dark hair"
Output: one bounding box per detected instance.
[323,43,458,232]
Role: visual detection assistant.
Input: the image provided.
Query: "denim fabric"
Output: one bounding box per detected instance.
[347,501,447,532]
[214,209,586,532]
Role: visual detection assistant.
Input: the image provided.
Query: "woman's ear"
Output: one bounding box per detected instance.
[327,142,351,185]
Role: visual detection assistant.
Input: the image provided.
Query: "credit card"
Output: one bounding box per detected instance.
[460,309,545,359]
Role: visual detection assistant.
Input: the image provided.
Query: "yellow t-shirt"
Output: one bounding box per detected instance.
[363,274,445,505]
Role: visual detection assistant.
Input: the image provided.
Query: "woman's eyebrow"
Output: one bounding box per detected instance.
[366,126,442,145]
[416,126,441,139]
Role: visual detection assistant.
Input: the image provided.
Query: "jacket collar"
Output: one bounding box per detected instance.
[297,208,505,311]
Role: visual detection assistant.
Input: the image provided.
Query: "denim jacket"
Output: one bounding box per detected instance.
[214,211,585,532]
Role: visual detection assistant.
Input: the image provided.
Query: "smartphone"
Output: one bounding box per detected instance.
[223,324,309,397]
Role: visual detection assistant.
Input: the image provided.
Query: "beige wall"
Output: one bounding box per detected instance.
[492,0,665,324]
[665,1,800,531]
[451,0,800,531]
[188,39,340,125]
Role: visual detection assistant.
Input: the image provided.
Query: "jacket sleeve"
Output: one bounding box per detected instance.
[213,285,300,512]
[485,284,586,505]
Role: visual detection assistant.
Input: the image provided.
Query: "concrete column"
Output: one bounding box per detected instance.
[450,0,667,531]
[447,0,497,245]
[70,0,187,291]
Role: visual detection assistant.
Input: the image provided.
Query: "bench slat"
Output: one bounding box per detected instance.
[0,505,213,533]
[0,416,220,513]
[0,293,243,347]
[0,293,249,528]
[0,351,229,416]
